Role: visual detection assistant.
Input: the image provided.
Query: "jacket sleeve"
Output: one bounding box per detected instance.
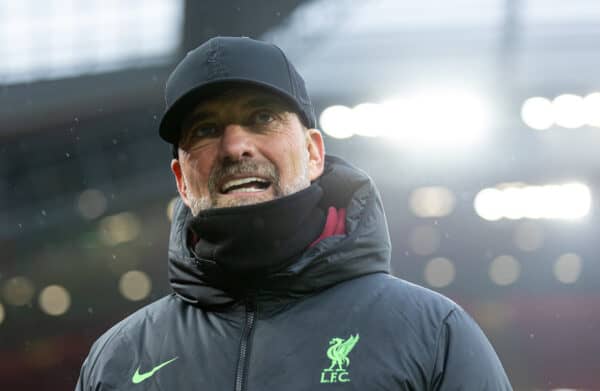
[73,324,131,391]
[75,354,93,391]
[430,308,513,390]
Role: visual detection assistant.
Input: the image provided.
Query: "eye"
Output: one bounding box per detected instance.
[253,110,275,125]
[192,124,220,138]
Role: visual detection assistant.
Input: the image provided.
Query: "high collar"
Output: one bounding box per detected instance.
[182,183,326,301]
[168,155,391,310]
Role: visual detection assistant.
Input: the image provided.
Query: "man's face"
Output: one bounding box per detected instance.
[170,86,325,216]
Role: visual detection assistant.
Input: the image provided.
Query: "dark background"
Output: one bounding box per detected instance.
[1,1,600,390]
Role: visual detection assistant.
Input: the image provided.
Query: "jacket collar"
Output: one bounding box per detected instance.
[167,155,391,309]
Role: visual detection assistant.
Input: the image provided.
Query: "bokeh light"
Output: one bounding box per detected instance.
[553,253,582,284]
[489,255,521,286]
[424,257,455,288]
[522,92,600,130]
[99,212,141,246]
[550,183,592,219]
[38,285,71,316]
[513,221,544,252]
[387,90,490,147]
[119,270,152,301]
[380,99,406,139]
[521,96,554,130]
[77,188,108,220]
[474,182,591,220]
[473,188,504,221]
[583,92,600,127]
[409,186,455,218]
[0,303,5,325]
[2,276,35,306]
[319,90,490,147]
[319,105,355,139]
[352,103,383,137]
[552,94,586,129]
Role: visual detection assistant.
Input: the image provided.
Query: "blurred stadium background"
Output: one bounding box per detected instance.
[1,0,600,389]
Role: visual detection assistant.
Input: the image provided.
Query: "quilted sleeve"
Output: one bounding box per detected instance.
[430,308,513,390]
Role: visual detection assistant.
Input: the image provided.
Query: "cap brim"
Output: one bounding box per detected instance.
[159,78,309,145]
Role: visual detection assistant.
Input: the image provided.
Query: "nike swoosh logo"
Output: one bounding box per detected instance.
[132,357,178,384]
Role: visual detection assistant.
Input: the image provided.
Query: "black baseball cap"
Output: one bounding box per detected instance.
[159,36,316,146]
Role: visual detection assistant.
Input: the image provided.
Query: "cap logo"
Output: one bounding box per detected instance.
[206,38,226,81]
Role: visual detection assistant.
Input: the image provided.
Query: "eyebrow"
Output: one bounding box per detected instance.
[181,112,216,132]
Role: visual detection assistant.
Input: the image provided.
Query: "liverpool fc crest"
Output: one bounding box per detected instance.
[320,334,360,384]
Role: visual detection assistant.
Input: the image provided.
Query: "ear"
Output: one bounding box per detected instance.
[170,158,192,208]
[306,128,325,181]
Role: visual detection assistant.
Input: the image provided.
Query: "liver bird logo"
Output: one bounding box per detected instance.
[320,334,360,383]
[326,334,360,371]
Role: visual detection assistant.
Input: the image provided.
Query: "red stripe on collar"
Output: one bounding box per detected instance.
[310,207,347,247]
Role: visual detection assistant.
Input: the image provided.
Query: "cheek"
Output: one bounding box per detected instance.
[275,137,308,179]
[181,156,212,193]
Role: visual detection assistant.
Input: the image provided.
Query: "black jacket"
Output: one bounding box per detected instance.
[76,156,512,390]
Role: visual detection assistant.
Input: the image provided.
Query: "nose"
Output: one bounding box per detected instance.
[218,123,256,161]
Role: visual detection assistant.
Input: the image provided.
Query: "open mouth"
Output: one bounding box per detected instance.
[220,177,272,194]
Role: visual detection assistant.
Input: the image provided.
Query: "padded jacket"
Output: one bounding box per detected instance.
[76,156,512,390]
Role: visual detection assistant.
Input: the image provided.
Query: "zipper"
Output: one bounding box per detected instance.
[234,301,256,391]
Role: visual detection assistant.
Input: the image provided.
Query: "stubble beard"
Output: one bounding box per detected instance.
[185,158,310,216]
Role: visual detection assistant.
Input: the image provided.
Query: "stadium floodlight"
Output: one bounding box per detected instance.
[552,94,587,129]
[352,103,384,137]
[583,92,600,127]
[385,90,490,148]
[521,97,554,130]
[549,183,591,219]
[320,89,491,148]
[319,105,355,139]
[522,92,600,130]
[474,188,505,221]
[474,182,591,221]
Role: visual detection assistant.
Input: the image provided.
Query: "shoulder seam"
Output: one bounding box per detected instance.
[428,307,458,388]
[85,319,131,379]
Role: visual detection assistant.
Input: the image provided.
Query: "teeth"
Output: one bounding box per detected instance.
[229,187,264,193]
[222,177,269,193]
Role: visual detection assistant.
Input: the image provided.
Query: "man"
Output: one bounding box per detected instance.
[76,36,512,390]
